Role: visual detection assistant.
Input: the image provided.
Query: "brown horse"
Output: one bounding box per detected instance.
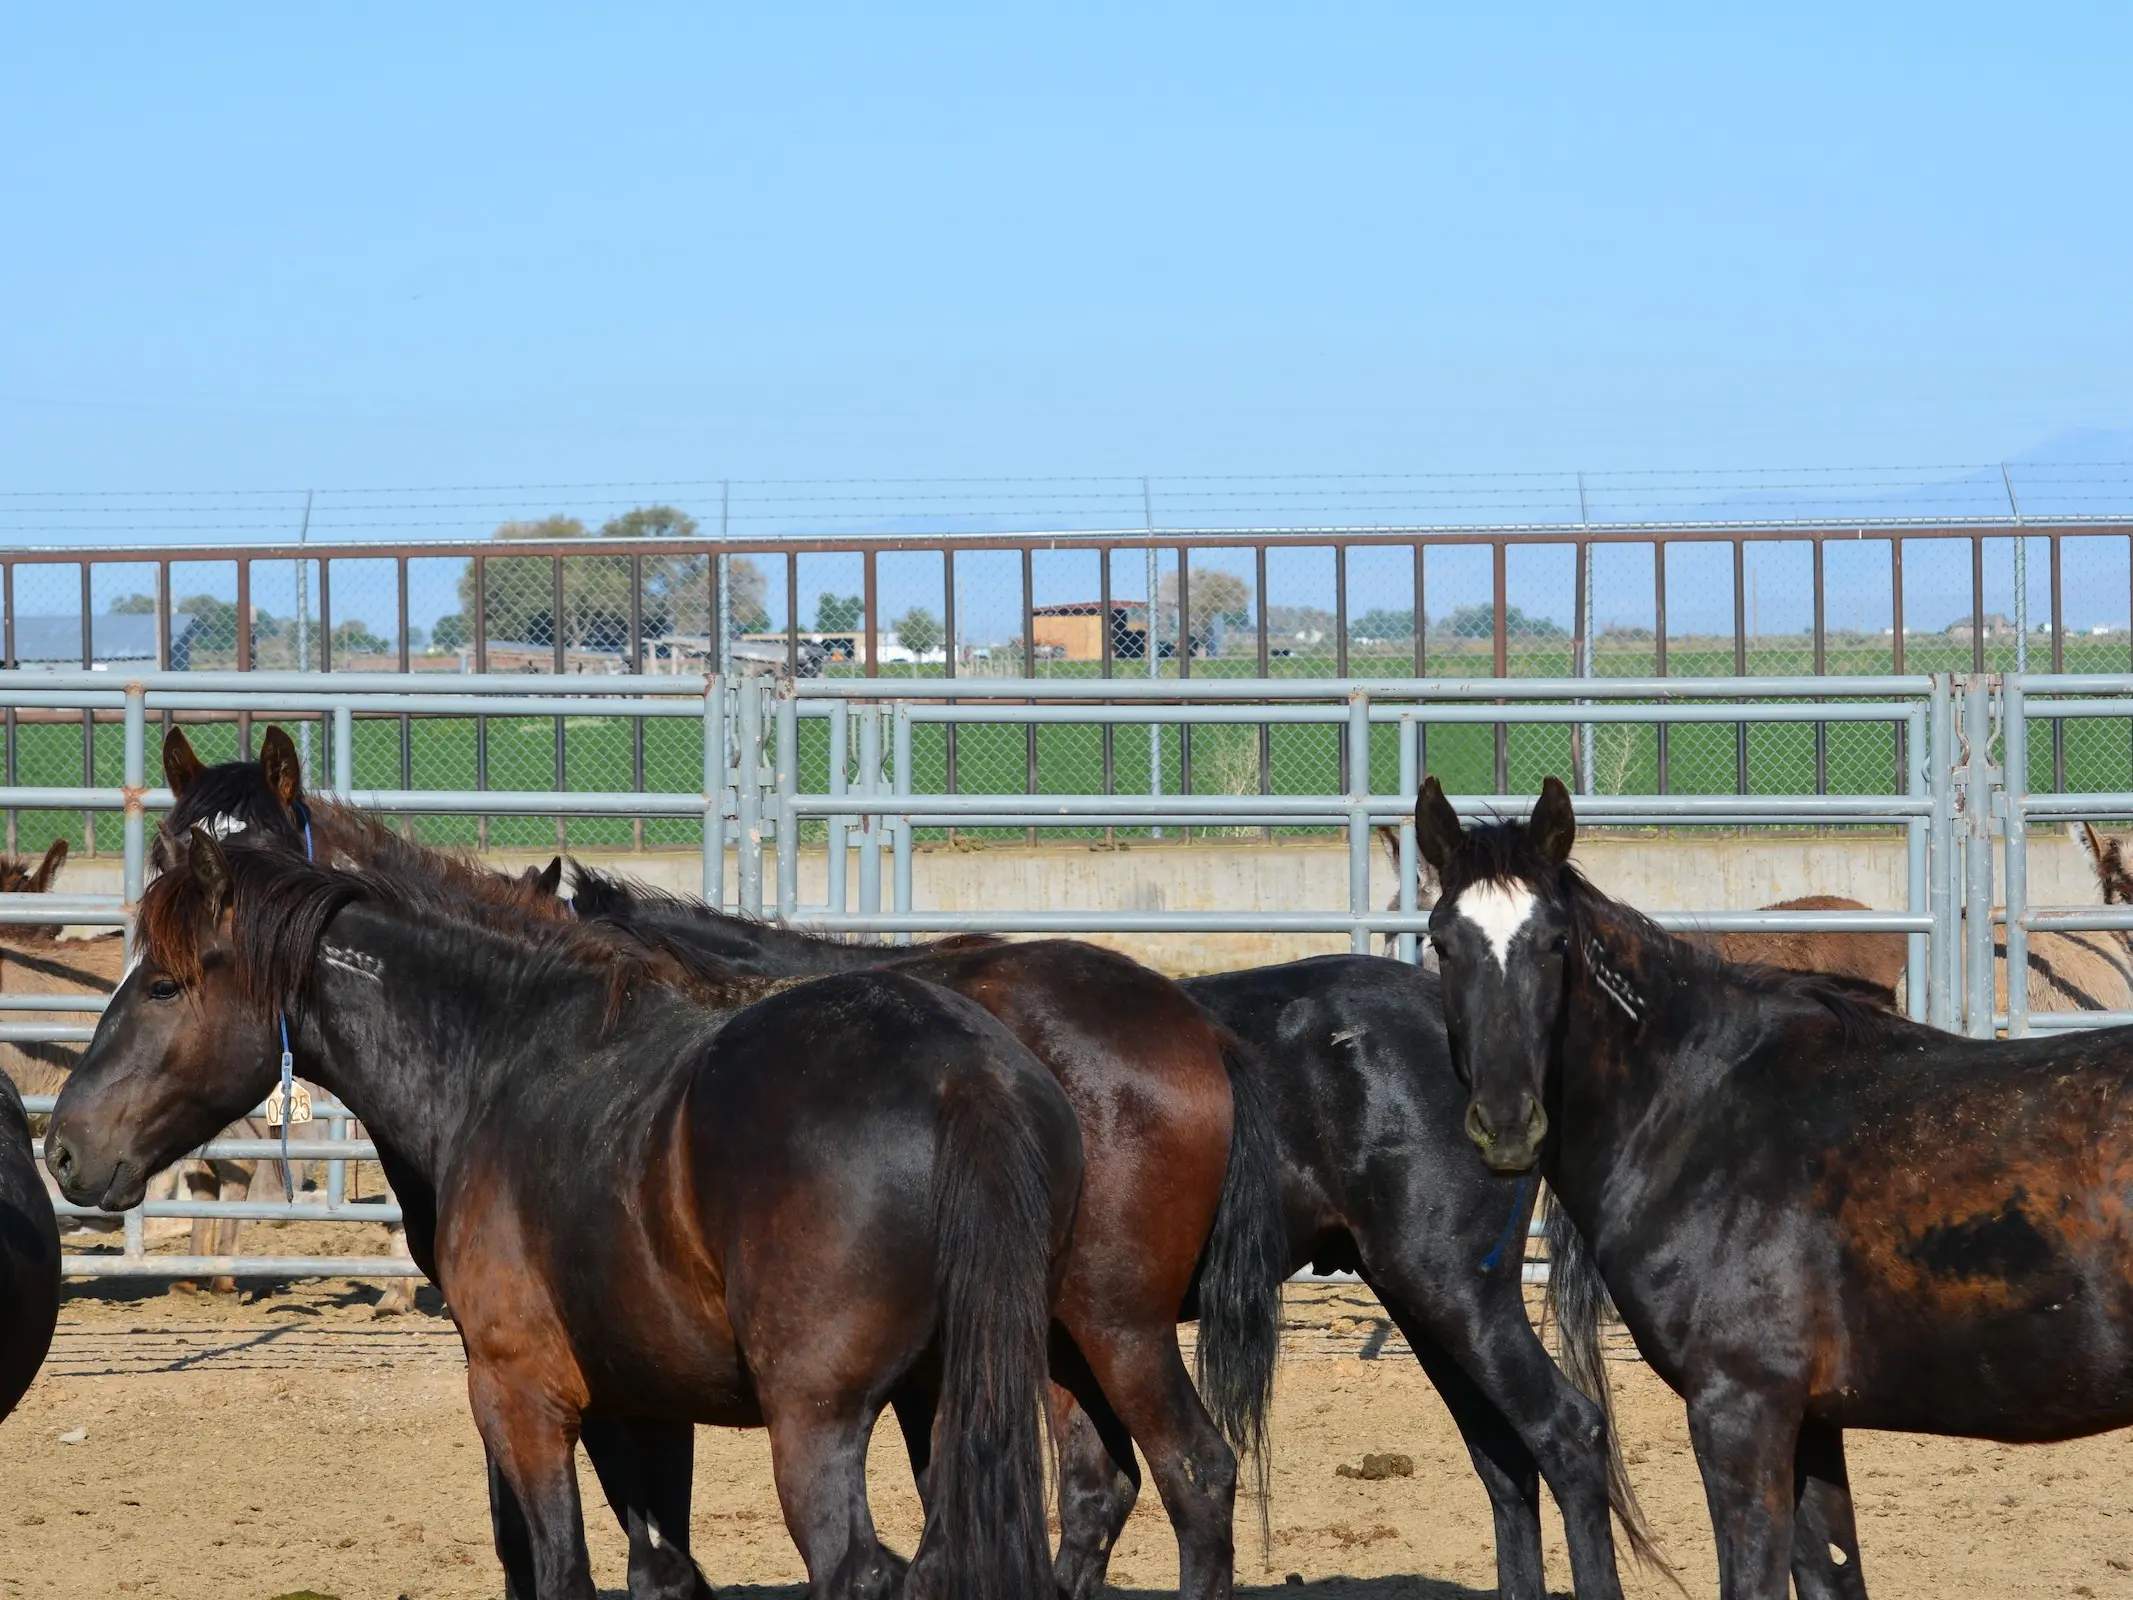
[51,829,1083,1600]
[1695,896,1908,1006]
[161,725,1287,1600]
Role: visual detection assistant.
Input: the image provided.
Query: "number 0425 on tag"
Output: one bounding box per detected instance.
[266,1082,313,1127]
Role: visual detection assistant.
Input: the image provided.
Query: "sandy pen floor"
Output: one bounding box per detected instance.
[4,1265,2133,1598]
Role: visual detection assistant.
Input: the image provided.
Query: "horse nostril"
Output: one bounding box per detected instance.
[1464,1102,1495,1148]
[1520,1095,1548,1146]
[46,1136,73,1184]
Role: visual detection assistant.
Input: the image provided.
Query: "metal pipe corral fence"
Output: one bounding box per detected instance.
[9,664,2127,1280]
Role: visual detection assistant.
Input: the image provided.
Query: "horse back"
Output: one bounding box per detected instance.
[1633,1026,2133,1437]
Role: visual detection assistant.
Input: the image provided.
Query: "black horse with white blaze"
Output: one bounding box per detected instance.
[1419,773,2133,1600]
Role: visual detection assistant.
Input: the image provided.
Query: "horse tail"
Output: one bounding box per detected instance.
[1542,1190,1672,1579]
[1191,1029,1289,1541]
[926,1068,1065,1600]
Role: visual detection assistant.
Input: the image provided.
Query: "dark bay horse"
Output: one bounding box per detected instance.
[0,1070,59,1424]
[160,723,1284,1600]
[1419,773,2133,1600]
[569,865,1653,1599]
[47,829,1083,1600]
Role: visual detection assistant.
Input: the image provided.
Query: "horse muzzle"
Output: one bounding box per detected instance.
[44,1130,144,1211]
[1463,1094,1547,1174]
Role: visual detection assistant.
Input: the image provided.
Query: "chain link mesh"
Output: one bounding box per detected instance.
[13,534,2133,865]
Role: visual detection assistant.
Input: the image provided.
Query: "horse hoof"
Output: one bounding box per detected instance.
[208,1277,239,1297]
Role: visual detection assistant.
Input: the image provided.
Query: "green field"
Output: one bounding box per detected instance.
[9,636,2132,857]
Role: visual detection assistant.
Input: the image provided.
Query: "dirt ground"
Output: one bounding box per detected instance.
[4,1265,2133,1599]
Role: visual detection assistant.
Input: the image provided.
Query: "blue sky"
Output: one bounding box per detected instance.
[3,7,2130,642]
[3,4,2130,498]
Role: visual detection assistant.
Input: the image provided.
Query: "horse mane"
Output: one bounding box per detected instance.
[566,860,1003,959]
[1443,816,1903,1046]
[142,834,779,1034]
[138,841,364,1019]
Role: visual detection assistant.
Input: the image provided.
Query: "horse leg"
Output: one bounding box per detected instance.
[1046,1362,1143,1600]
[887,1363,940,1513]
[579,1415,712,1600]
[1381,1307,1549,1600]
[1685,1388,1800,1600]
[487,1448,541,1600]
[372,1224,419,1314]
[1790,1421,1868,1600]
[198,1159,252,1296]
[1366,1259,1624,1600]
[764,1397,906,1600]
[1069,1325,1236,1600]
[466,1363,598,1600]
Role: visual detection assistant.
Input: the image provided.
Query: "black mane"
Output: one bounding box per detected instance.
[1445,816,1905,1044]
[142,835,779,1033]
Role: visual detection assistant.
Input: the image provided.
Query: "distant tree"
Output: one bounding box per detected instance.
[453,505,769,651]
[406,624,430,650]
[894,607,943,659]
[432,614,469,651]
[1443,603,1566,640]
[332,619,392,656]
[816,593,865,632]
[1350,607,1414,641]
[176,594,239,649]
[1157,569,1253,636]
[109,593,157,615]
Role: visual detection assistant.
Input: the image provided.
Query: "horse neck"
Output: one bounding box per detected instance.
[295,904,587,1189]
[1548,897,1713,1226]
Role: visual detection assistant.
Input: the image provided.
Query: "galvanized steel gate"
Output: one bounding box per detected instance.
[1,667,2125,1280]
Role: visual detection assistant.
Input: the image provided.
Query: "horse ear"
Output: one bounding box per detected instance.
[30,839,67,893]
[1529,776,1577,864]
[259,726,305,809]
[187,825,231,916]
[163,726,206,796]
[534,856,563,896]
[1414,777,1462,871]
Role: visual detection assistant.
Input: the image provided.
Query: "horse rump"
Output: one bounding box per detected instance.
[917,1065,1078,1600]
[0,1075,60,1421]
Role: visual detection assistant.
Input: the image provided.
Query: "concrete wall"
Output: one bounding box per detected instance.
[55,826,2116,975]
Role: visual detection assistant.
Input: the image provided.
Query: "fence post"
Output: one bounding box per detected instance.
[121,682,145,969]
[827,703,849,921]
[1396,709,1419,965]
[332,704,354,795]
[858,702,883,919]
[892,701,913,946]
[1904,703,1929,1022]
[1962,674,1997,1038]
[1347,688,1372,955]
[2001,674,2028,1037]
[737,677,765,918]
[702,674,726,908]
[1927,673,1960,1031]
[775,685,799,920]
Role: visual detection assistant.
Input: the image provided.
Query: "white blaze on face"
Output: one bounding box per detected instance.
[1455,879,1538,969]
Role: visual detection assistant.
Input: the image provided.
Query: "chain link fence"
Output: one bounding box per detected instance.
[8,523,2133,857]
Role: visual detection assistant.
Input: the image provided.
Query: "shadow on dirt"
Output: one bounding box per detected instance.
[619,1583,1524,1600]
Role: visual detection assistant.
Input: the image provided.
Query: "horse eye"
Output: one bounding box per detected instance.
[146,977,182,1001]
[1553,935,1570,956]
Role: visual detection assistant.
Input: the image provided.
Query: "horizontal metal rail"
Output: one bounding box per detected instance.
[63,1255,424,1280]
[0,668,1954,1282]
